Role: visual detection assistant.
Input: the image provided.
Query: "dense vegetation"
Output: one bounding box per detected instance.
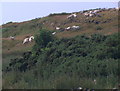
[3,29,119,89]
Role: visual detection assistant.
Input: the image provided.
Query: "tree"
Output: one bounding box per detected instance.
[33,29,53,51]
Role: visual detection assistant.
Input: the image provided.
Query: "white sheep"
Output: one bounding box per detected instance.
[93,10,100,13]
[52,32,56,35]
[56,27,60,30]
[84,12,89,17]
[9,36,15,40]
[67,13,77,19]
[77,87,82,90]
[65,26,71,30]
[89,11,93,14]
[112,88,117,90]
[72,13,77,17]
[29,36,34,42]
[89,13,94,17]
[23,38,29,44]
[72,25,80,29]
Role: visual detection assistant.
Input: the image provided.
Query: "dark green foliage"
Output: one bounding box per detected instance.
[3,33,119,89]
[2,28,10,33]
[6,21,13,24]
[33,29,54,51]
[91,34,106,43]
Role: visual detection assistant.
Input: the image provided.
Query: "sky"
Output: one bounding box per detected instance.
[0,1,119,25]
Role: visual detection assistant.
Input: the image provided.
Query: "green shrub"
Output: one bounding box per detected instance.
[33,29,54,51]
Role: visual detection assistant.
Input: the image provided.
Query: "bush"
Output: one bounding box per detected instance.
[33,29,54,51]
[6,21,13,24]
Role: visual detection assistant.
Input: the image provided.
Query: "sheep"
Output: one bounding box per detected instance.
[23,38,29,44]
[52,32,56,35]
[65,26,71,30]
[72,13,77,17]
[67,13,77,19]
[89,11,93,14]
[89,13,94,17]
[77,87,82,90]
[84,10,101,17]
[71,25,80,29]
[56,27,60,30]
[84,12,89,17]
[71,26,80,31]
[9,36,15,40]
[67,15,72,18]
[29,36,34,42]
[112,88,117,90]
[93,10,100,13]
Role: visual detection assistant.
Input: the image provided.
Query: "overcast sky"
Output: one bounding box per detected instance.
[0,2,119,25]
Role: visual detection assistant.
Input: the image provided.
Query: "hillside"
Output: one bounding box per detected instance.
[2,8,118,38]
[1,8,119,62]
[2,8,119,89]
